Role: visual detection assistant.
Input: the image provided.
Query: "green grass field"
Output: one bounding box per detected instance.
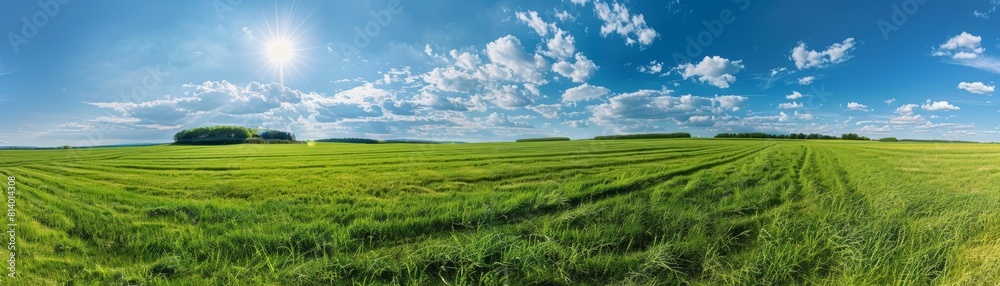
[1,139,998,285]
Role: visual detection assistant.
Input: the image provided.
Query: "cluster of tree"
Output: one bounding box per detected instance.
[316,138,380,144]
[174,126,255,141]
[173,126,298,145]
[841,133,871,141]
[594,133,692,140]
[715,133,840,140]
[515,137,571,142]
[879,137,899,142]
[244,138,299,144]
[259,130,295,141]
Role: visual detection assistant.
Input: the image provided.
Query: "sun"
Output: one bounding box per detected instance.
[249,3,313,85]
[266,38,296,65]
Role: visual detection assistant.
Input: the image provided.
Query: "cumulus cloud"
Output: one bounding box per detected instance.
[921,100,960,111]
[589,88,748,127]
[791,38,856,69]
[778,102,803,109]
[675,56,745,88]
[552,53,598,83]
[85,80,396,133]
[637,60,663,74]
[484,112,533,128]
[891,115,927,124]
[932,32,1000,74]
[562,83,610,102]
[890,103,926,124]
[527,104,562,119]
[592,1,658,46]
[544,28,576,60]
[786,91,804,100]
[794,111,815,120]
[958,81,995,94]
[481,84,536,109]
[847,102,871,111]
[515,11,554,37]
[934,32,985,60]
[798,76,815,85]
[895,103,919,115]
[485,35,549,84]
[555,10,575,22]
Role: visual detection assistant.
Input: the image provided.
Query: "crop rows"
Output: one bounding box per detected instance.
[0,140,997,284]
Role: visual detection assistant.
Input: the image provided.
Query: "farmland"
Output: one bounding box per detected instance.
[0,139,998,284]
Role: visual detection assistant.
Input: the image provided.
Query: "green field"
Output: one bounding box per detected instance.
[1,140,998,284]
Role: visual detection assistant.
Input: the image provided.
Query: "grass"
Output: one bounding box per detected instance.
[0,139,998,284]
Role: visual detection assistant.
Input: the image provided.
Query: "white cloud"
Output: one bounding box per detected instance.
[974,1,998,19]
[592,1,658,46]
[895,103,919,115]
[885,98,896,105]
[485,35,550,85]
[958,81,995,94]
[449,50,483,71]
[932,32,1000,74]
[527,104,562,119]
[791,38,857,69]
[847,102,871,111]
[515,11,554,37]
[798,76,815,85]
[484,112,533,128]
[570,0,588,5]
[675,56,745,88]
[589,88,748,126]
[481,84,535,109]
[778,112,790,122]
[786,91,804,100]
[921,100,960,111]
[888,103,929,125]
[241,27,255,39]
[562,83,610,102]
[544,28,576,60]
[638,60,663,74]
[794,111,815,120]
[935,32,985,59]
[552,53,598,83]
[891,115,927,125]
[555,10,575,22]
[422,66,479,92]
[778,102,803,109]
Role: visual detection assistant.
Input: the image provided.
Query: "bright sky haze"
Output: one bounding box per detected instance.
[1,0,999,146]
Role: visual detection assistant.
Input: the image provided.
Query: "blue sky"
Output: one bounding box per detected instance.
[1,0,999,146]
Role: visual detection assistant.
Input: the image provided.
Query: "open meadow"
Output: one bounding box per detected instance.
[1,139,999,285]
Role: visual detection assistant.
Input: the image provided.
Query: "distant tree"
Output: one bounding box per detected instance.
[516,137,571,142]
[317,138,380,144]
[173,126,295,145]
[260,130,295,141]
[715,132,843,140]
[841,133,871,141]
[594,133,691,140]
[879,137,899,142]
[62,145,72,149]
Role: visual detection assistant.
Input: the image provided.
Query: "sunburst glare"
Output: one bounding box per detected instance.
[250,3,313,85]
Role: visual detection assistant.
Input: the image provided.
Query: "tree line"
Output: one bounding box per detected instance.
[316,138,380,144]
[715,132,875,141]
[515,137,571,142]
[594,133,692,140]
[173,126,298,145]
